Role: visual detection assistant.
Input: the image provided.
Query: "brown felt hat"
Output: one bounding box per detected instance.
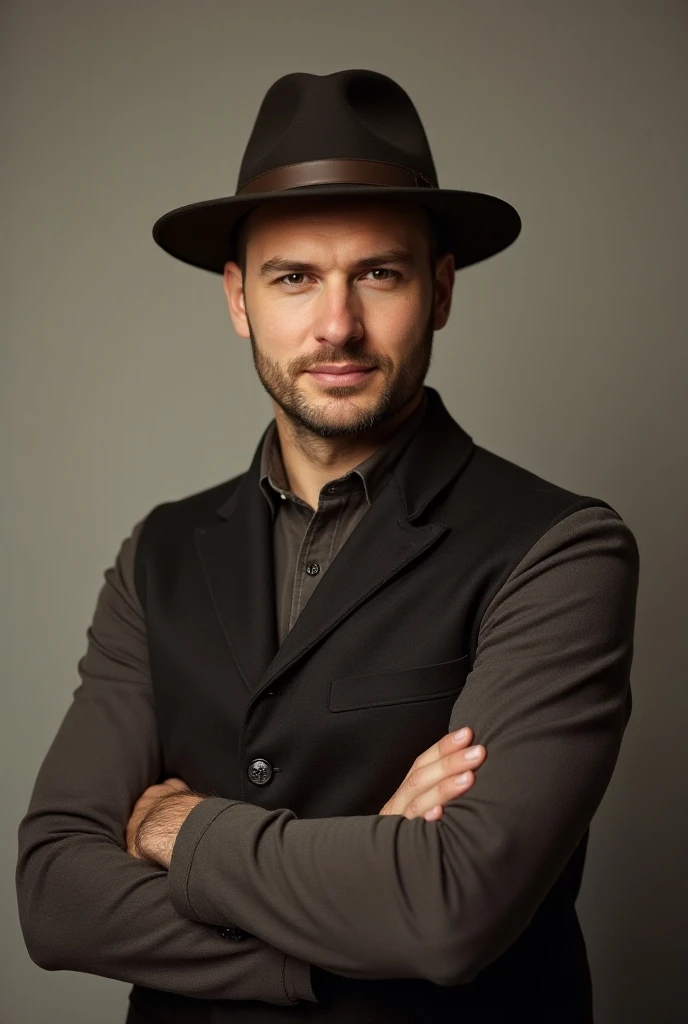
[152,68,521,274]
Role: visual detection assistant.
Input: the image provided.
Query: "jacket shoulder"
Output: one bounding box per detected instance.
[465,441,621,523]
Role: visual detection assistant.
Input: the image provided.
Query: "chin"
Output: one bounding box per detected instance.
[299,394,379,432]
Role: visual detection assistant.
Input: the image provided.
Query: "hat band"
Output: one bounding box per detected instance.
[236,158,435,195]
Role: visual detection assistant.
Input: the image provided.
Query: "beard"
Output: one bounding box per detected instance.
[246,303,435,439]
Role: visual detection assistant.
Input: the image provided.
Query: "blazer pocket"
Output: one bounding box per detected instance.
[329,655,469,713]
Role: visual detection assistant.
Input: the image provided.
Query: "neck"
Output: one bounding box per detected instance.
[273,389,425,510]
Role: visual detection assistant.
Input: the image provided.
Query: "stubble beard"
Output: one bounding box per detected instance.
[246,305,435,439]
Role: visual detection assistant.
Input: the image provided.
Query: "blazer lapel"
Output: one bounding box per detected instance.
[260,481,449,691]
[195,387,474,697]
[194,422,280,690]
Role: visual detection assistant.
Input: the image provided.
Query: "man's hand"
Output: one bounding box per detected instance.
[126,777,205,868]
[379,727,486,821]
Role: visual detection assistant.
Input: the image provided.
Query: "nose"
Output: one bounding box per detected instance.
[312,280,364,349]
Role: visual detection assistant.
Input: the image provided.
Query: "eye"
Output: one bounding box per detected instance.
[278,273,309,287]
[366,268,399,281]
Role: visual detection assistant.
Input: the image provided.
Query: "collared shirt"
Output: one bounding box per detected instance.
[259,389,429,646]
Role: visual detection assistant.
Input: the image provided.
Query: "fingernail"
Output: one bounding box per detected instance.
[465,746,481,760]
[453,728,467,742]
[455,772,470,784]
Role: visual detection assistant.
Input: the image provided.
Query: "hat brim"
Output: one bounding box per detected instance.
[152,184,521,274]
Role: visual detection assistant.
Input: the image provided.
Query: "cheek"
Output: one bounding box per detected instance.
[369,286,426,329]
[373,300,425,351]
[254,302,312,347]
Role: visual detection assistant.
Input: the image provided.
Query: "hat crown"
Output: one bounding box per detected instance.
[236,69,439,194]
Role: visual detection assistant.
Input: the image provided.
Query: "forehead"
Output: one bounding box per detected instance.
[243,196,429,250]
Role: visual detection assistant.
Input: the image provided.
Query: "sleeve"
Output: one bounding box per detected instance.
[15,516,317,1005]
[165,504,640,987]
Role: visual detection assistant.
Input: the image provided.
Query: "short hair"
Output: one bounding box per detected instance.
[230,202,448,278]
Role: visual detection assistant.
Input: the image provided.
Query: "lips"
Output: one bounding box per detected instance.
[308,365,375,374]
[307,367,376,385]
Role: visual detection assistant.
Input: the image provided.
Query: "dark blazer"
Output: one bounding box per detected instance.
[17,387,639,1023]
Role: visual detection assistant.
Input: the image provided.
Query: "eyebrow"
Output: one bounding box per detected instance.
[258,248,417,277]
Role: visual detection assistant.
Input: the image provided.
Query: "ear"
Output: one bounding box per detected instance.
[432,252,455,330]
[223,261,250,338]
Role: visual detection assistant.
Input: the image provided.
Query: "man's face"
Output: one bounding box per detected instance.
[223,196,454,438]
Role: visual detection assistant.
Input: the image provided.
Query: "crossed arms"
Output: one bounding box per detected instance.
[15,504,639,1001]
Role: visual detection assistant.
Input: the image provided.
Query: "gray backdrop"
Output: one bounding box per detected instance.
[4,1,687,1022]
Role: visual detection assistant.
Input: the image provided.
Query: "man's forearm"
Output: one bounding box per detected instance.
[17,797,314,1003]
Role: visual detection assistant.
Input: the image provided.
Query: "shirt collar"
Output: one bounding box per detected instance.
[259,387,429,517]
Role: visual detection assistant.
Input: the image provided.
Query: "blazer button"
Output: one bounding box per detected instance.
[305,562,320,575]
[217,926,248,941]
[247,758,273,785]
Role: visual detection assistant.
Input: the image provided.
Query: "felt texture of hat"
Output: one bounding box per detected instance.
[152,69,521,274]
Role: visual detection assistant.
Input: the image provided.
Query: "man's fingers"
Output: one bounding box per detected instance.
[400,726,474,784]
[399,735,486,819]
[421,770,476,820]
[407,737,486,795]
[379,728,485,818]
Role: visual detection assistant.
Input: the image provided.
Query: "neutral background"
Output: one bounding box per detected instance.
[4,1,687,1022]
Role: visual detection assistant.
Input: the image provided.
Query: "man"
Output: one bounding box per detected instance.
[16,70,639,1023]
